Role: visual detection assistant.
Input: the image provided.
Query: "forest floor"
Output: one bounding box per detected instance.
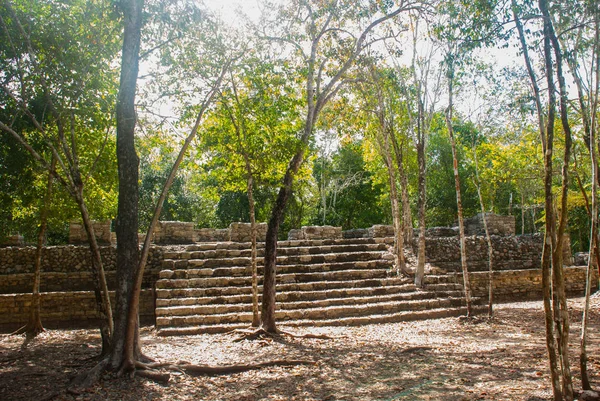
[1,296,600,401]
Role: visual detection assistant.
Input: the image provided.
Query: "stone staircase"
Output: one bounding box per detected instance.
[155,237,480,336]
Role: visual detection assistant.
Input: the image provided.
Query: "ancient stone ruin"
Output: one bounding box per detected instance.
[0,214,592,333]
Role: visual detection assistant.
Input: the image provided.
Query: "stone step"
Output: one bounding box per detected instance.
[155,283,431,306]
[163,243,390,260]
[155,289,466,316]
[155,277,410,299]
[160,259,393,280]
[161,251,389,270]
[423,274,461,285]
[156,296,473,327]
[155,269,390,290]
[179,237,393,253]
[156,304,487,336]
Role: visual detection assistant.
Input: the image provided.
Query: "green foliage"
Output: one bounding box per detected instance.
[0,0,120,242]
[312,140,386,229]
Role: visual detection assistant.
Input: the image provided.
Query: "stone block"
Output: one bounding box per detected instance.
[229,222,268,242]
[69,220,112,245]
[369,225,395,238]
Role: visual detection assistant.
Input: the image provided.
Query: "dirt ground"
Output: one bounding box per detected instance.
[1,297,599,401]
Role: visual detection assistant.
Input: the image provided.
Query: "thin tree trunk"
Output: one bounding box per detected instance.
[513,2,562,397]
[580,4,600,390]
[383,138,404,275]
[542,0,574,395]
[445,58,471,317]
[247,172,260,327]
[74,187,113,353]
[123,65,227,371]
[12,157,57,340]
[415,140,427,287]
[521,192,525,235]
[472,148,494,317]
[390,135,413,245]
[581,125,597,391]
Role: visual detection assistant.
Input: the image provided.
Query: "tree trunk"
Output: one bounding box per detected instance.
[473,150,494,317]
[390,134,413,245]
[73,186,113,353]
[542,0,574,395]
[581,123,597,391]
[110,0,143,373]
[415,140,427,287]
[384,138,404,275]
[445,59,471,317]
[13,157,57,340]
[261,152,304,333]
[580,6,600,390]
[247,173,260,327]
[513,3,563,396]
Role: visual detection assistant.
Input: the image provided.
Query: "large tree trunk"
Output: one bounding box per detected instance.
[445,59,472,316]
[110,0,143,373]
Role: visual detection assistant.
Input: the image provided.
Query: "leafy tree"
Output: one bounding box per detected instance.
[0,0,120,351]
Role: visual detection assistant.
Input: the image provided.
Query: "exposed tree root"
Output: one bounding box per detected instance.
[135,368,171,384]
[178,359,316,375]
[69,353,316,393]
[68,358,109,394]
[232,327,339,342]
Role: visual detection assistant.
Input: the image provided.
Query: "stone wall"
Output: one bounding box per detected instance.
[196,228,230,242]
[229,222,268,242]
[288,225,342,240]
[0,290,155,328]
[0,245,165,294]
[464,213,516,236]
[420,234,543,272]
[69,220,112,245]
[368,225,396,238]
[153,221,197,244]
[466,266,598,301]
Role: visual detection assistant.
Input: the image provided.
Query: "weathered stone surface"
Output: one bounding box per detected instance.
[464,213,515,236]
[229,222,268,242]
[69,220,112,245]
[417,234,545,272]
[369,225,395,238]
[288,226,343,240]
[342,229,370,239]
[425,227,458,237]
[154,221,197,244]
[0,290,154,327]
[196,228,230,242]
[465,266,597,300]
